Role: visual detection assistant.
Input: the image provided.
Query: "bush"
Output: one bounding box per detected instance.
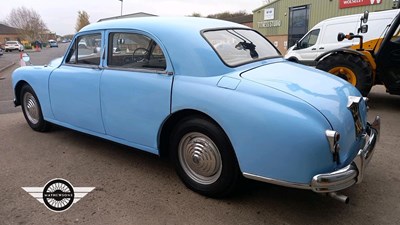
[24,45,32,50]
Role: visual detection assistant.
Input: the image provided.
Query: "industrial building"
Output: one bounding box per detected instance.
[253,0,398,53]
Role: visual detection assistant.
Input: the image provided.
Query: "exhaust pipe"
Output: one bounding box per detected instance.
[327,192,349,204]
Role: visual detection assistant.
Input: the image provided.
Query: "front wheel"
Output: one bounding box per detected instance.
[20,85,50,132]
[171,117,241,197]
[316,53,373,96]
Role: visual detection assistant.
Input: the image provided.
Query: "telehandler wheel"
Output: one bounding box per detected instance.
[316,53,373,96]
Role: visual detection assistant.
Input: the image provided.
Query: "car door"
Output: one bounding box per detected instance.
[293,29,320,65]
[49,32,105,133]
[100,31,173,153]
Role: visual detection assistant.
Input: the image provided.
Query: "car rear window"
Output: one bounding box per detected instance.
[203,29,281,67]
[6,41,18,45]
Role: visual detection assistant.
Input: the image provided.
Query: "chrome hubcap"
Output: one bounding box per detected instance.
[23,92,39,124]
[178,132,222,185]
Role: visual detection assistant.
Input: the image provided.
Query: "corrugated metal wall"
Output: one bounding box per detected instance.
[254,0,395,36]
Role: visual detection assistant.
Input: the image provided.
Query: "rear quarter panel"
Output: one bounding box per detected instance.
[171,74,336,184]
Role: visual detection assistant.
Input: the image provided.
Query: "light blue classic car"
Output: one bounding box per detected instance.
[12,17,380,202]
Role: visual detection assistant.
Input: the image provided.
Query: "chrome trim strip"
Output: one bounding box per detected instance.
[325,130,336,153]
[242,173,311,190]
[347,96,362,108]
[370,116,380,141]
[347,96,363,137]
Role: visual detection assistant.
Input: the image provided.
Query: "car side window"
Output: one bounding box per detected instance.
[298,29,320,49]
[65,33,102,66]
[108,32,166,71]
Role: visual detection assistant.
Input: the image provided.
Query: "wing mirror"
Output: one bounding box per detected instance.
[357,10,369,34]
[362,10,369,23]
[22,53,30,62]
[337,33,346,42]
[360,25,368,33]
[20,53,32,66]
[295,41,300,49]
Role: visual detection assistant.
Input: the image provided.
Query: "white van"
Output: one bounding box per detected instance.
[285,9,400,66]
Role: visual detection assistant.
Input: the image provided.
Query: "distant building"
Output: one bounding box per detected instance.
[40,31,57,42]
[253,0,397,53]
[0,23,20,44]
[98,12,157,22]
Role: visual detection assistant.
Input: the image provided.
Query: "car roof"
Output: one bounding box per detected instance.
[79,17,249,76]
[81,16,246,34]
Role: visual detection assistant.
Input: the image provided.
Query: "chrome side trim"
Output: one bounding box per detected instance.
[242,173,311,190]
[347,96,363,137]
[347,96,362,108]
[325,130,339,154]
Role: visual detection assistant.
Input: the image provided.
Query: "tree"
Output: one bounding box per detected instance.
[5,7,48,41]
[207,11,249,19]
[75,11,90,32]
[188,12,202,17]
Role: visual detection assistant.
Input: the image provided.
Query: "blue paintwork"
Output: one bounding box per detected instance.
[12,17,369,185]
[49,65,105,133]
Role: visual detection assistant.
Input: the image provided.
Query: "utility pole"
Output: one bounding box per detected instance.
[118,0,123,16]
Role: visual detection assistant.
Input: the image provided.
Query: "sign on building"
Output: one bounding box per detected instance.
[264,8,275,20]
[339,0,382,9]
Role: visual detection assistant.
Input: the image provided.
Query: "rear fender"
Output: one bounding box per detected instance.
[316,48,376,81]
[315,48,364,62]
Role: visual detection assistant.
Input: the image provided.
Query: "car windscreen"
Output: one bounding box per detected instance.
[203,29,281,67]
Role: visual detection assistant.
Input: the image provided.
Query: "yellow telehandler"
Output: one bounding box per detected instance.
[316,11,400,96]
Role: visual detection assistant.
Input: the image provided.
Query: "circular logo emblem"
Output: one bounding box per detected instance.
[42,179,75,212]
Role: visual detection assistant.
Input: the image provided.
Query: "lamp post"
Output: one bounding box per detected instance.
[118,0,123,16]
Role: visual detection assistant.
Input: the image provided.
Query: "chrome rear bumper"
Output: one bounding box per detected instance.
[311,116,380,193]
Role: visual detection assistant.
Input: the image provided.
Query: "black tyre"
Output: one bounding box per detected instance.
[171,117,241,197]
[20,85,50,132]
[316,53,373,96]
[287,57,299,63]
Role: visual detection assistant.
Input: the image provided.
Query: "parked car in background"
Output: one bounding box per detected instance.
[0,48,3,56]
[78,39,88,48]
[12,17,380,202]
[5,41,24,52]
[48,40,58,48]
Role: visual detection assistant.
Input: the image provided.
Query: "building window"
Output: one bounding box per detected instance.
[288,5,310,48]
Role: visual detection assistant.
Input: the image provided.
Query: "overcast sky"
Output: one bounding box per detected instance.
[1,0,264,36]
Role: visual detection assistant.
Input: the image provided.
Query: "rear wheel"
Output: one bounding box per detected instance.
[171,117,241,197]
[20,85,50,132]
[316,53,373,96]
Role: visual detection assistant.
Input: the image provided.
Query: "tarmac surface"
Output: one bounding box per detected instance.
[0,57,16,75]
